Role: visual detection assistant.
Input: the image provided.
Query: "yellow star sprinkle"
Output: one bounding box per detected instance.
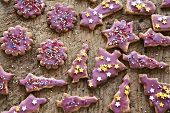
[15,106,20,112]
[162,20,167,24]
[159,102,164,107]
[125,85,130,90]
[77,57,82,62]
[114,64,119,69]
[115,0,119,4]
[79,68,84,72]
[102,1,106,5]
[89,82,93,87]
[74,70,79,74]
[156,92,162,98]
[136,5,142,10]
[102,67,107,72]
[116,96,121,101]
[155,24,160,29]
[107,64,112,68]
[86,13,90,17]
[107,0,110,2]
[99,56,104,60]
[163,86,167,90]
[142,3,146,8]
[105,3,109,8]
[76,65,80,69]
[82,52,87,56]
[166,89,170,94]
[124,90,129,95]
[145,7,150,12]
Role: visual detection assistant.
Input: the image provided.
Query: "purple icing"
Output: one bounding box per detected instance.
[139,74,170,113]
[19,73,67,92]
[2,94,47,113]
[36,39,67,69]
[123,51,168,69]
[126,0,155,15]
[67,44,89,83]
[88,48,127,89]
[56,93,98,113]
[47,4,77,32]
[14,0,46,18]
[80,0,123,30]
[102,20,140,53]
[139,28,170,47]
[109,74,130,113]
[0,65,14,95]
[161,0,170,7]
[152,14,170,31]
[0,25,33,56]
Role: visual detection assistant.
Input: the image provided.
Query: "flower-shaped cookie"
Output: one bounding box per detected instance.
[47,4,77,33]
[37,39,67,69]
[14,0,46,18]
[0,25,33,56]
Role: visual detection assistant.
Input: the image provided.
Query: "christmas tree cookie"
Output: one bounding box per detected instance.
[123,51,168,69]
[139,28,170,47]
[139,74,170,113]
[56,93,98,113]
[102,19,140,53]
[88,48,127,88]
[80,0,123,30]
[19,73,67,92]
[109,74,130,113]
[67,43,89,83]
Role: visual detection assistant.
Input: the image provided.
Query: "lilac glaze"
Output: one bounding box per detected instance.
[0,64,14,95]
[139,28,170,47]
[2,94,47,113]
[161,0,170,7]
[139,74,170,113]
[126,0,155,15]
[102,19,140,53]
[109,74,130,113]
[14,0,46,18]
[88,48,127,89]
[151,14,170,32]
[56,93,98,113]
[19,73,67,92]
[47,4,77,32]
[80,0,123,30]
[67,44,89,83]
[36,39,67,69]
[123,51,168,69]
[0,25,33,56]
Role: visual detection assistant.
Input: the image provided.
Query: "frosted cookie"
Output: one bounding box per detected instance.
[14,0,46,18]
[151,14,170,32]
[2,94,47,113]
[161,0,170,8]
[56,93,98,113]
[47,4,77,33]
[36,39,67,69]
[80,0,123,30]
[139,28,170,47]
[102,19,139,53]
[0,25,33,56]
[123,51,168,69]
[88,48,127,88]
[67,44,89,83]
[0,64,14,95]
[109,74,130,113]
[20,73,67,92]
[126,0,156,15]
[139,74,170,113]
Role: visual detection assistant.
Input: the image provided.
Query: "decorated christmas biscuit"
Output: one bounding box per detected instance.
[0,64,14,95]
[19,73,67,92]
[109,74,130,113]
[0,25,33,56]
[36,39,67,69]
[125,0,156,15]
[56,93,98,113]
[139,28,170,47]
[139,74,170,113]
[47,4,77,33]
[88,48,127,89]
[2,94,47,113]
[14,0,46,18]
[161,0,170,8]
[67,44,89,83]
[123,51,168,69]
[102,19,140,53]
[151,14,170,32]
[80,0,123,30]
